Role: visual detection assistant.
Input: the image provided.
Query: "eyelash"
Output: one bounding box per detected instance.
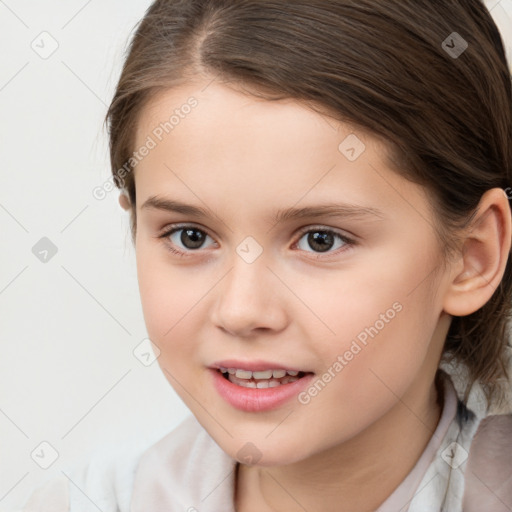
[157,224,356,260]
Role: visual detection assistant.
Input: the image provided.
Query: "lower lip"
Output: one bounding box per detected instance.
[210,368,315,412]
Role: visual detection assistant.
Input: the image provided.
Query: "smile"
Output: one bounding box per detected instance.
[211,366,315,412]
[219,367,304,388]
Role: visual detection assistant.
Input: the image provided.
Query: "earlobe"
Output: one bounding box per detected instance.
[119,192,131,211]
[443,188,512,317]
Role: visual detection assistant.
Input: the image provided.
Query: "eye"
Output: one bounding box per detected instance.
[158,225,216,256]
[294,226,354,256]
[158,224,355,259]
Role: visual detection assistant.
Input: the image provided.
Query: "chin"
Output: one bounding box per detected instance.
[213,432,314,467]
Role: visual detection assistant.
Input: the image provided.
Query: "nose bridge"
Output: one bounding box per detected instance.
[222,244,270,308]
[212,239,286,334]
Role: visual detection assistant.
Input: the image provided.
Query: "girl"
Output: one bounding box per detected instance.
[22,0,512,511]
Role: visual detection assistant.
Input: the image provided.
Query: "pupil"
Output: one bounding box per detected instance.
[182,228,205,249]
[308,231,333,252]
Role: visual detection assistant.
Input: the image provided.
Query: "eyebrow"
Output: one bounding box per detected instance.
[140,196,385,223]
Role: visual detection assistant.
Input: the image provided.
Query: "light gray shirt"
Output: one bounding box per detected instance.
[20,371,512,511]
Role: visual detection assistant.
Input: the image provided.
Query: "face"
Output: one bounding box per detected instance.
[132,79,451,466]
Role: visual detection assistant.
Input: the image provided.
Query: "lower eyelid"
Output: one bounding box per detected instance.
[166,228,216,251]
[294,231,353,254]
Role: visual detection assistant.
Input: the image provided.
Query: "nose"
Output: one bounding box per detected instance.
[210,252,288,338]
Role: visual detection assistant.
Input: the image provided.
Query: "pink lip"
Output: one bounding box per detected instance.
[210,359,308,373]
[210,368,315,412]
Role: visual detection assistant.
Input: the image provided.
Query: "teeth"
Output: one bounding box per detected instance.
[253,370,273,379]
[221,368,299,389]
[237,380,257,388]
[235,369,253,379]
[220,368,302,379]
[254,377,299,388]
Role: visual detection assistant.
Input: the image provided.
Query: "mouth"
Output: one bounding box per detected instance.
[217,367,312,389]
[209,359,316,411]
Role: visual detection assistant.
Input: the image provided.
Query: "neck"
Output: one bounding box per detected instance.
[236,371,444,512]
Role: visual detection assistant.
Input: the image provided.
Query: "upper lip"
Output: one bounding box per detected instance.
[210,359,312,373]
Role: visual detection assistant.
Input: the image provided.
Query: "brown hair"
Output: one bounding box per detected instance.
[105,0,512,411]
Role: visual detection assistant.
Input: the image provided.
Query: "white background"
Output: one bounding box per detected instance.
[0,1,190,510]
[1,0,511,510]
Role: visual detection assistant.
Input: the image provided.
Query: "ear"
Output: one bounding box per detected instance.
[119,192,131,211]
[443,188,512,317]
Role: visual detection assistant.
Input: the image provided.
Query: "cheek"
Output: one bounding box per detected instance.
[299,240,441,409]
[298,239,437,356]
[135,245,207,365]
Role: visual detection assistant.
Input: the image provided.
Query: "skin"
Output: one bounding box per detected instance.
[121,78,511,512]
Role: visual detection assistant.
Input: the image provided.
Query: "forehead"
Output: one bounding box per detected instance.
[134,80,367,179]
[132,80,430,224]
[134,80,348,152]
